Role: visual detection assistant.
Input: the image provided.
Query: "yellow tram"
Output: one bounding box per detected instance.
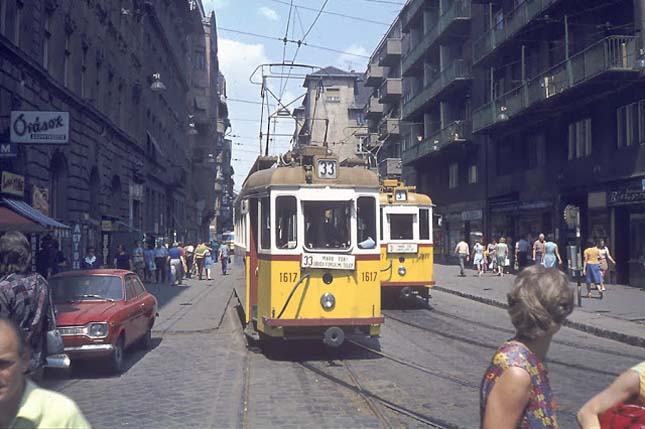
[235,147,383,347]
[379,179,434,304]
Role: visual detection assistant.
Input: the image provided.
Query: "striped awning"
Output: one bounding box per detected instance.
[1,198,70,230]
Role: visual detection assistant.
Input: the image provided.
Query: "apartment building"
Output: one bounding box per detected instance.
[395,0,645,287]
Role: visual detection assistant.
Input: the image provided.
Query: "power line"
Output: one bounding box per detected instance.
[349,0,404,4]
[266,0,390,26]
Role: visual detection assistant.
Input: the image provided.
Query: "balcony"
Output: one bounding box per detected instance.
[401,0,425,33]
[365,63,384,87]
[379,118,401,141]
[402,0,472,76]
[402,59,472,119]
[365,96,384,118]
[378,38,402,67]
[379,78,403,103]
[402,120,472,165]
[472,36,637,133]
[472,0,561,65]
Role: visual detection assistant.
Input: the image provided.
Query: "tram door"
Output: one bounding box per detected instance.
[248,199,259,322]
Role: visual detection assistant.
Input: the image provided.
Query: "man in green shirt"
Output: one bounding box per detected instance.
[0,318,91,429]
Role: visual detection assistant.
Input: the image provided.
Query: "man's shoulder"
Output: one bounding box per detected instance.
[20,382,91,428]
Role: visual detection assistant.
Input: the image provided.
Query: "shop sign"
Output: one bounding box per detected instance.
[301,253,355,270]
[1,171,25,197]
[461,210,482,221]
[71,224,81,270]
[101,233,110,267]
[101,220,113,231]
[10,111,70,144]
[0,142,17,158]
[32,186,49,215]
[490,200,552,214]
[587,192,607,209]
[608,188,645,206]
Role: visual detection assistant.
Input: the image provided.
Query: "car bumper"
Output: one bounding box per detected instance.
[64,344,115,359]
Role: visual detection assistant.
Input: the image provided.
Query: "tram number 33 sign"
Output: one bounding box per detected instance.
[317,159,337,179]
[301,253,355,270]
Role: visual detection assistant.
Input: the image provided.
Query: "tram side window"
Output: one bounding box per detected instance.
[304,201,351,249]
[419,209,430,240]
[357,197,376,249]
[275,196,297,249]
[260,197,270,250]
[389,214,414,240]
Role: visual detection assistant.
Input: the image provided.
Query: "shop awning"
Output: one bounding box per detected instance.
[1,198,70,232]
[0,207,45,233]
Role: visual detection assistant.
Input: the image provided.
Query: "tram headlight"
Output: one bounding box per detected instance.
[398,266,407,277]
[320,292,336,310]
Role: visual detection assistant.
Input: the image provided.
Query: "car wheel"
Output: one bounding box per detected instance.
[140,327,153,351]
[108,336,125,374]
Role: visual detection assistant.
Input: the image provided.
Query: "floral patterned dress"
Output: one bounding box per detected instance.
[481,340,558,428]
[633,361,645,403]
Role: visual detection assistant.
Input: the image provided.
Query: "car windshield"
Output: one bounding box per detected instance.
[50,276,124,303]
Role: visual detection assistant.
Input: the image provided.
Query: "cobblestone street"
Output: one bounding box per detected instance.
[38,264,645,428]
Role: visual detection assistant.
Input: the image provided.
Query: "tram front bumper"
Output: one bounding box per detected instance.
[261,316,384,339]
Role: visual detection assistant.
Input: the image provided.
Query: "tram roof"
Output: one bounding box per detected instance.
[241,165,380,195]
[379,192,433,206]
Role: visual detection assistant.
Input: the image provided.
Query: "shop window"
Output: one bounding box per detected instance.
[304,201,351,250]
[449,163,459,189]
[468,165,478,184]
[419,209,430,240]
[260,197,270,250]
[357,197,376,249]
[389,214,413,240]
[568,118,592,159]
[275,196,297,249]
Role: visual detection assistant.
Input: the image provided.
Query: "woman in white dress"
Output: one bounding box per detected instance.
[472,241,485,277]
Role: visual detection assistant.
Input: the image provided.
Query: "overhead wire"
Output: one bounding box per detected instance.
[265,0,390,26]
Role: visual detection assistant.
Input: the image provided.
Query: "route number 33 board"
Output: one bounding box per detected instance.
[317,159,337,179]
[301,253,355,270]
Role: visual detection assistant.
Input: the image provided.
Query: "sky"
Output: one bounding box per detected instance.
[202,0,403,190]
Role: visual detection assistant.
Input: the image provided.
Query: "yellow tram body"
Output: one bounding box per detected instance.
[379,180,434,303]
[235,150,383,346]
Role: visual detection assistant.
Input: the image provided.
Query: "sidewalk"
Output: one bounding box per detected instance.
[432,263,645,348]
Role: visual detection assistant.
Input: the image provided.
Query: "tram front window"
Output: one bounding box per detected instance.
[390,214,414,240]
[304,202,351,250]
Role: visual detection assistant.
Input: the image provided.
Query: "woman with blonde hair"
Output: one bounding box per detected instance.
[577,361,644,428]
[481,265,574,428]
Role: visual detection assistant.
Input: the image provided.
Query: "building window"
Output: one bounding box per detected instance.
[194,50,206,70]
[0,0,7,35]
[325,88,340,103]
[617,102,641,147]
[449,163,459,189]
[81,50,87,98]
[528,134,546,168]
[14,1,22,47]
[63,33,71,87]
[43,13,52,69]
[568,118,592,159]
[468,165,478,184]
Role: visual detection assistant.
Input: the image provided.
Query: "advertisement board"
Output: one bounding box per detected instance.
[10,111,70,144]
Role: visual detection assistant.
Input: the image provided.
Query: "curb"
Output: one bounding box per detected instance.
[433,286,645,349]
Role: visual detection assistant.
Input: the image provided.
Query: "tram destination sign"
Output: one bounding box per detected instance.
[387,243,418,254]
[301,253,355,270]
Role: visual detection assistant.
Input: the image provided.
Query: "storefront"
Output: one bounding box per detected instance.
[438,207,484,261]
[488,198,554,244]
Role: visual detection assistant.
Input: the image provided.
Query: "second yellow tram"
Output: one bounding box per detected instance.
[379,180,434,304]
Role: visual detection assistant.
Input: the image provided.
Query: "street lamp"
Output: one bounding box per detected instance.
[187,115,198,135]
[497,105,509,121]
[416,134,424,142]
[635,48,645,71]
[150,73,166,92]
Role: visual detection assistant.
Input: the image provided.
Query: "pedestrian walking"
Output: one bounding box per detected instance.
[516,234,531,270]
[168,242,184,285]
[153,241,169,283]
[577,361,645,428]
[35,235,54,279]
[481,265,574,429]
[204,248,214,281]
[131,240,145,278]
[533,233,546,266]
[584,239,604,297]
[454,239,470,277]
[143,244,155,282]
[487,240,497,273]
[113,244,132,271]
[220,244,230,276]
[0,231,53,378]
[184,244,195,279]
[472,240,485,277]
[541,234,562,269]
[0,318,91,429]
[597,239,616,286]
[81,246,101,270]
[495,237,509,277]
[194,241,209,280]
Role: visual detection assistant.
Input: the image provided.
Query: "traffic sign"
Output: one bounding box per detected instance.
[0,142,17,158]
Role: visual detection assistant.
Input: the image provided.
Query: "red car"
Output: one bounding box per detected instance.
[49,269,158,373]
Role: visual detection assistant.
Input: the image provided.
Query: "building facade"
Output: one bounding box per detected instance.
[0,0,231,266]
[295,66,369,163]
[394,0,645,287]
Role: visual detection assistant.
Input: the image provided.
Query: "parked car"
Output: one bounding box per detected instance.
[49,269,158,373]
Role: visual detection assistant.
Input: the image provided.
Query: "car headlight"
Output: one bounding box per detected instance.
[320,292,335,310]
[398,266,407,276]
[87,322,109,338]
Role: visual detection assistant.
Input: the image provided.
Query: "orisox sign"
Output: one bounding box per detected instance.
[10,111,69,144]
